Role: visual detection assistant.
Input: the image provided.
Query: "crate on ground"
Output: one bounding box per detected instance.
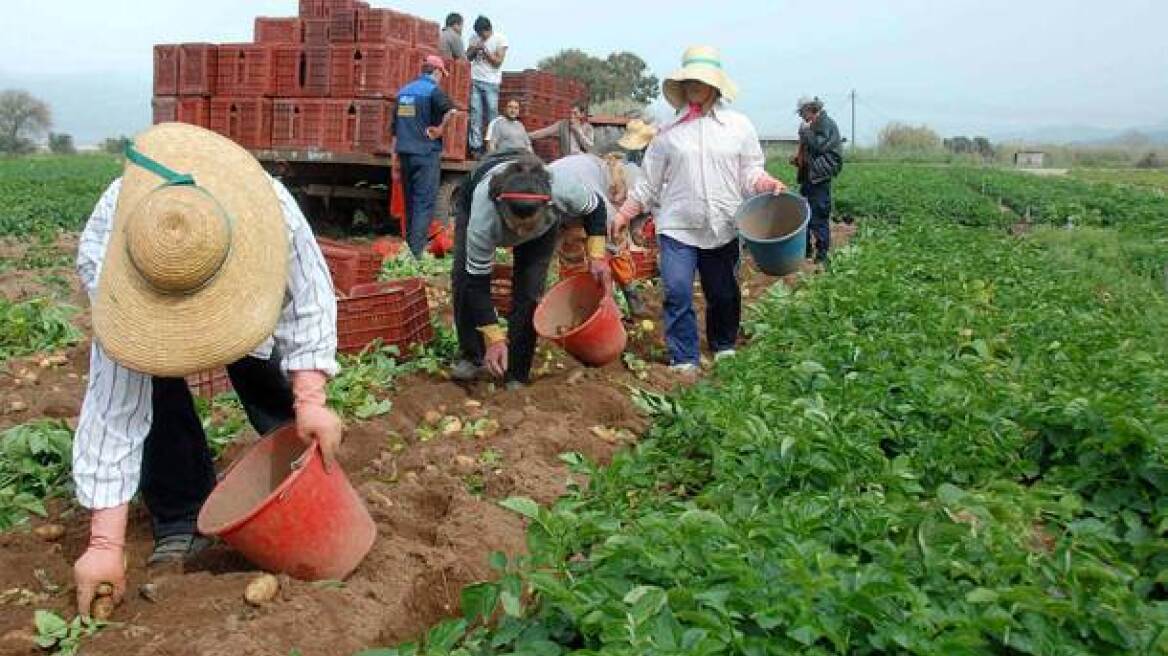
[274,45,331,96]
[441,111,468,161]
[271,98,327,149]
[322,99,392,154]
[255,17,303,44]
[413,18,439,48]
[491,263,513,316]
[154,45,179,95]
[216,44,277,96]
[299,0,354,19]
[178,43,218,96]
[630,247,659,281]
[330,45,408,98]
[152,96,210,127]
[317,237,383,295]
[330,6,358,42]
[337,278,434,355]
[209,97,273,149]
[187,368,232,400]
[356,7,414,45]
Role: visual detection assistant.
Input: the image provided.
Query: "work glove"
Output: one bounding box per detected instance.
[478,324,508,378]
[608,199,643,242]
[754,175,787,195]
[291,370,344,473]
[75,504,129,618]
[585,236,614,290]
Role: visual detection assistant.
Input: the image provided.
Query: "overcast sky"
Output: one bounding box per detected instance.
[0,0,1164,145]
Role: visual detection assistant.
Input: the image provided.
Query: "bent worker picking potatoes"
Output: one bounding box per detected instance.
[71,123,343,618]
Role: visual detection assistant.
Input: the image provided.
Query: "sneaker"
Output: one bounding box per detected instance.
[450,359,484,381]
[148,533,213,567]
[714,349,737,361]
[669,363,699,374]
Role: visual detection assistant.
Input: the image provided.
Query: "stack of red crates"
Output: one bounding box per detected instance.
[501,70,589,163]
[151,1,462,157]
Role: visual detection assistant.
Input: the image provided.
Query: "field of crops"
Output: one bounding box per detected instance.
[1,156,1166,655]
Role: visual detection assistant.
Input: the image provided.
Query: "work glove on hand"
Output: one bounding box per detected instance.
[291,371,344,473]
[75,504,129,618]
[754,175,787,195]
[608,199,643,242]
[477,324,508,378]
[585,236,614,290]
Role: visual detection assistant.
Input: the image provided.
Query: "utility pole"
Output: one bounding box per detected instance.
[849,89,856,150]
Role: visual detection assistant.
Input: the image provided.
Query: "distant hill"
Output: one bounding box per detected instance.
[993,122,1168,146]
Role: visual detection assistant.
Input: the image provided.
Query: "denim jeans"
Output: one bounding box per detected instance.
[658,235,742,366]
[801,180,832,260]
[399,152,441,258]
[468,80,500,152]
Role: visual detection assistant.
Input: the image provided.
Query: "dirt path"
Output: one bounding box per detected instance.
[0,223,855,656]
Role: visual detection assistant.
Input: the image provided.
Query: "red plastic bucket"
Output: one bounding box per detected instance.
[534,274,627,366]
[196,424,376,581]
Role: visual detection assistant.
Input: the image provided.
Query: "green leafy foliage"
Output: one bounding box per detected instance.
[34,610,105,656]
[0,297,81,363]
[0,154,120,238]
[379,251,452,280]
[0,420,73,530]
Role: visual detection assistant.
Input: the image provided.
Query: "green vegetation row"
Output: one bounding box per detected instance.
[0,297,81,363]
[0,155,120,238]
[361,179,1168,654]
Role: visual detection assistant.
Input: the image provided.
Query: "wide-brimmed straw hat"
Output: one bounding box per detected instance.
[93,123,288,377]
[618,119,657,151]
[662,45,739,110]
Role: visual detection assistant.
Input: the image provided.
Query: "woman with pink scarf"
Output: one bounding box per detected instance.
[610,46,786,373]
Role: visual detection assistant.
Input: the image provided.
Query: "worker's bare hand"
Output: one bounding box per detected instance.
[296,405,344,472]
[609,210,632,243]
[426,126,444,140]
[75,546,125,619]
[484,340,508,379]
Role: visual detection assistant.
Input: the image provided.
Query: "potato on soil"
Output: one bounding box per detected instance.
[244,574,280,606]
[33,524,65,541]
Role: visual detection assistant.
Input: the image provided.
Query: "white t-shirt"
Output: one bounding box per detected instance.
[469,32,508,85]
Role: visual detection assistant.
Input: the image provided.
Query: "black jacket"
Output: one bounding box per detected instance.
[797,112,843,185]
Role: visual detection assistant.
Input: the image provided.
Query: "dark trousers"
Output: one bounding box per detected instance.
[801,180,832,260]
[140,354,295,540]
[451,206,557,384]
[658,235,741,365]
[400,152,442,258]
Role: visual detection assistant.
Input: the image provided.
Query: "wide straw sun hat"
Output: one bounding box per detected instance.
[93,123,289,377]
[617,118,658,151]
[662,45,739,110]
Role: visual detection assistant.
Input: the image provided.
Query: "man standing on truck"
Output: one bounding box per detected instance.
[439,13,465,60]
[466,16,508,159]
[791,96,843,263]
[393,55,459,258]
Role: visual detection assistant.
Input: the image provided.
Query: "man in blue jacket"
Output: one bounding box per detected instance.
[792,96,843,263]
[393,55,458,258]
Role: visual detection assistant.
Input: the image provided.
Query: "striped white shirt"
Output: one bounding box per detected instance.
[72,176,338,509]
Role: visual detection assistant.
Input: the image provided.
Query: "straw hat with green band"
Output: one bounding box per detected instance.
[662,45,739,110]
[93,122,289,377]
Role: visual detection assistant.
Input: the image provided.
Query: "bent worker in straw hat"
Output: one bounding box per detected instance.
[71,123,343,618]
[449,152,612,388]
[617,117,657,166]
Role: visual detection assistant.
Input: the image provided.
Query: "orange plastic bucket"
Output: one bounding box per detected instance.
[196,424,376,581]
[534,274,627,366]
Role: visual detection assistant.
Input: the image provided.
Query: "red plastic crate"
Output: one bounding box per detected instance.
[532,138,562,163]
[442,58,471,109]
[271,98,327,149]
[215,44,277,96]
[302,19,330,45]
[337,278,434,355]
[152,96,210,127]
[178,43,217,96]
[330,7,357,42]
[317,237,383,295]
[355,7,413,44]
[414,18,439,48]
[491,263,513,316]
[630,247,659,281]
[255,17,303,44]
[209,97,273,149]
[322,99,392,153]
[154,45,179,95]
[299,0,353,19]
[441,111,468,161]
[330,45,408,98]
[274,45,331,96]
[186,368,232,400]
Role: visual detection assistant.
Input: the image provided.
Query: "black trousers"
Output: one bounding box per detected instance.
[140,354,295,540]
[801,180,832,259]
[451,204,557,384]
